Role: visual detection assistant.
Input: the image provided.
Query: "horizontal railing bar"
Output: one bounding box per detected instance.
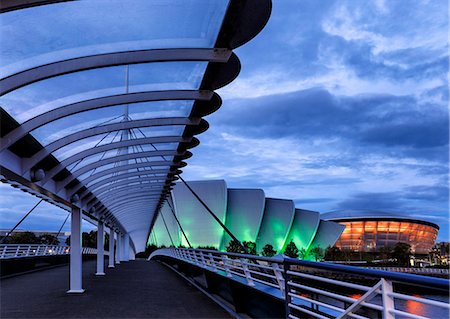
[288,292,346,313]
[389,309,431,319]
[388,292,450,309]
[287,270,372,291]
[288,303,330,319]
[288,281,379,306]
[285,257,450,291]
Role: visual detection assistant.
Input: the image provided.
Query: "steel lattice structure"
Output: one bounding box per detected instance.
[0,0,272,256]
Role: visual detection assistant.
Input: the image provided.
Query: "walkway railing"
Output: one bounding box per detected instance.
[150,248,450,319]
[0,244,107,259]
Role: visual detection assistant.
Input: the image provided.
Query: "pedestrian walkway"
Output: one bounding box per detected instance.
[0,260,232,318]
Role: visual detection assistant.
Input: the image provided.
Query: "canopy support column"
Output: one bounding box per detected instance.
[95,220,105,275]
[124,233,130,261]
[108,227,115,268]
[115,232,121,264]
[67,206,84,294]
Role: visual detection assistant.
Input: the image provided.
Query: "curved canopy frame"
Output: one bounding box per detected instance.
[59,155,182,190]
[0,0,273,251]
[45,136,189,186]
[67,168,173,198]
[22,117,199,173]
[82,177,168,200]
[0,49,231,95]
[1,90,211,151]
[76,166,171,192]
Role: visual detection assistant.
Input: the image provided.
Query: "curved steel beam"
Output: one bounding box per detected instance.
[77,166,170,193]
[67,167,171,198]
[59,153,179,190]
[93,192,163,210]
[88,186,167,211]
[82,178,166,200]
[23,117,199,172]
[1,49,231,95]
[44,135,188,186]
[79,176,167,200]
[0,0,74,13]
[87,190,165,211]
[1,90,210,151]
[81,178,169,205]
[89,187,167,212]
[105,200,160,212]
[93,193,163,215]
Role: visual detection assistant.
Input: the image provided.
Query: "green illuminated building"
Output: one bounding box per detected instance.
[149,180,344,257]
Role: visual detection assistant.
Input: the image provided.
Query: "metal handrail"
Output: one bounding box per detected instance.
[0,244,109,259]
[149,247,450,319]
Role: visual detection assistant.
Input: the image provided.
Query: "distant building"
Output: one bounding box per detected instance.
[321,210,439,254]
[0,229,70,245]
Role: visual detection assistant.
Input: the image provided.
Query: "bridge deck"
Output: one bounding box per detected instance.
[1,259,233,318]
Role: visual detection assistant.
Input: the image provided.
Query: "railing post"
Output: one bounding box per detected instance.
[222,255,232,278]
[15,245,20,257]
[272,262,285,293]
[200,251,206,267]
[1,245,7,258]
[25,245,31,257]
[283,258,292,319]
[241,258,255,286]
[209,253,217,272]
[381,278,395,319]
[192,249,199,265]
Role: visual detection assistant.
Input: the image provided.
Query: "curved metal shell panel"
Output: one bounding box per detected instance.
[256,198,295,252]
[282,209,320,252]
[220,188,265,251]
[148,200,180,248]
[308,220,346,252]
[171,180,227,248]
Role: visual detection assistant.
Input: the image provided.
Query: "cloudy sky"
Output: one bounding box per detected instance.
[1,0,448,240]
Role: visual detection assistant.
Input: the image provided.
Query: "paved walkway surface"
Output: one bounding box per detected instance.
[0,260,233,318]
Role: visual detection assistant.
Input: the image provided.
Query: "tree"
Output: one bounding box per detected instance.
[379,245,393,262]
[392,242,411,267]
[135,244,158,258]
[284,240,299,258]
[299,247,308,260]
[82,231,97,248]
[9,231,40,244]
[39,233,59,245]
[226,240,245,254]
[261,244,277,257]
[243,241,257,255]
[324,246,343,261]
[310,246,324,261]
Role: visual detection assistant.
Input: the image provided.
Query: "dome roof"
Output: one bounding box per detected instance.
[320,210,439,229]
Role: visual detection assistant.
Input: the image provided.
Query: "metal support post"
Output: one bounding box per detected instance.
[67,206,84,293]
[115,232,121,264]
[381,279,395,319]
[124,233,130,261]
[120,233,126,262]
[108,227,115,268]
[95,220,105,275]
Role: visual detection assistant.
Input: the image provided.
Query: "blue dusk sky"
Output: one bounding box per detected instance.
[0,1,449,241]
